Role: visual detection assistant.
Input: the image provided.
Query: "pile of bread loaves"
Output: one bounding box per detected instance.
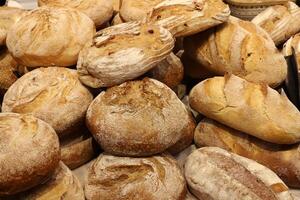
[1,0,300,199]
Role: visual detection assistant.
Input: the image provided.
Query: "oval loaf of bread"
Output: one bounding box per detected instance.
[189,74,300,144]
[85,153,186,200]
[195,118,300,188]
[185,147,294,200]
[184,17,287,88]
[77,21,174,88]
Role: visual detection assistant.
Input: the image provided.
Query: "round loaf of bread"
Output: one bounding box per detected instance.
[0,7,25,46]
[2,67,94,138]
[21,162,84,200]
[86,78,195,156]
[0,113,60,196]
[6,6,95,67]
[77,21,174,88]
[185,147,294,200]
[37,0,113,28]
[85,153,186,200]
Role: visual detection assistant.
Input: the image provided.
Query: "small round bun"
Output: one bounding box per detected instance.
[2,67,93,137]
[86,78,195,156]
[37,0,113,28]
[85,154,186,200]
[0,113,60,196]
[6,6,95,67]
[21,162,84,200]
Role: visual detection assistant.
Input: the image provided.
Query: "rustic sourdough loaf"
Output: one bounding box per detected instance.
[189,74,300,144]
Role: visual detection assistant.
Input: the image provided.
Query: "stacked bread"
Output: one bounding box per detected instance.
[0,0,300,199]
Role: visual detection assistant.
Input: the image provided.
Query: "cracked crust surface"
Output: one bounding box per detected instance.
[189,74,300,144]
[185,147,293,200]
[0,113,60,196]
[2,67,93,138]
[6,6,95,67]
[184,16,287,88]
[86,78,195,156]
[85,153,186,200]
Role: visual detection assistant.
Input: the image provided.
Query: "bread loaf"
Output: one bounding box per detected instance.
[85,153,186,200]
[195,118,300,188]
[252,2,300,45]
[147,52,184,89]
[146,0,230,37]
[0,7,25,46]
[189,74,300,144]
[184,17,287,88]
[0,113,60,196]
[21,162,84,200]
[86,78,195,156]
[185,147,294,200]
[6,7,95,67]
[37,0,114,28]
[2,67,93,138]
[77,21,174,88]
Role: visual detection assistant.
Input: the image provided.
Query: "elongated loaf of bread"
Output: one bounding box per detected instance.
[195,118,300,188]
[252,2,300,45]
[185,147,294,200]
[184,17,287,88]
[189,74,300,144]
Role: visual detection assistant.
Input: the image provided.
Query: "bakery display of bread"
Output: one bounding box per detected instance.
[37,0,114,28]
[195,118,300,188]
[6,6,95,67]
[0,7,25,46]
[224,0,289,20]
[0,113,60,196]
[86,78,195,156]
[189,74,300,144]
[2,0,300,198]
[184,17,287,88]
[20,162,84,200]
[252,2,300,45]
[2,67,93,137]
[77,22,174,88]
[85,153,186,200]
[185,147,294,200]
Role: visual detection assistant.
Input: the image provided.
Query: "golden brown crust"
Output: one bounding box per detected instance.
[189,74,300,144]
[195,118,300,188]
[6,7,95,67]
[85,153,186,200]
[0,113,60,196]
[2,67,93,138]
[38,0,114,28]
[86,78,195,156]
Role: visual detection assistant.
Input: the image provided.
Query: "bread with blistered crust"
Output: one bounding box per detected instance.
[0,7,25,46]
[86,78,195,156]
[85,153,186,200]
[77,21,174,88]
[184,17,287,88]
[6,6,95,67]
[2,67,93,138]
[185,147,294,200]
[194,118,300,188]
[21,162,84,200]
[252,2,300,45]
[189,74,300,144]
[0,113,60,196]
[37,0,113,28]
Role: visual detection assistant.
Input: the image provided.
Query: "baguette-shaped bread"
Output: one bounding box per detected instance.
[195,118,300,188]
[38,0,113,28]
[184,17,287,88]
[252,2,300,45]
[77,22,174,88]
[189,74,300,144]
[185,147,294,200]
